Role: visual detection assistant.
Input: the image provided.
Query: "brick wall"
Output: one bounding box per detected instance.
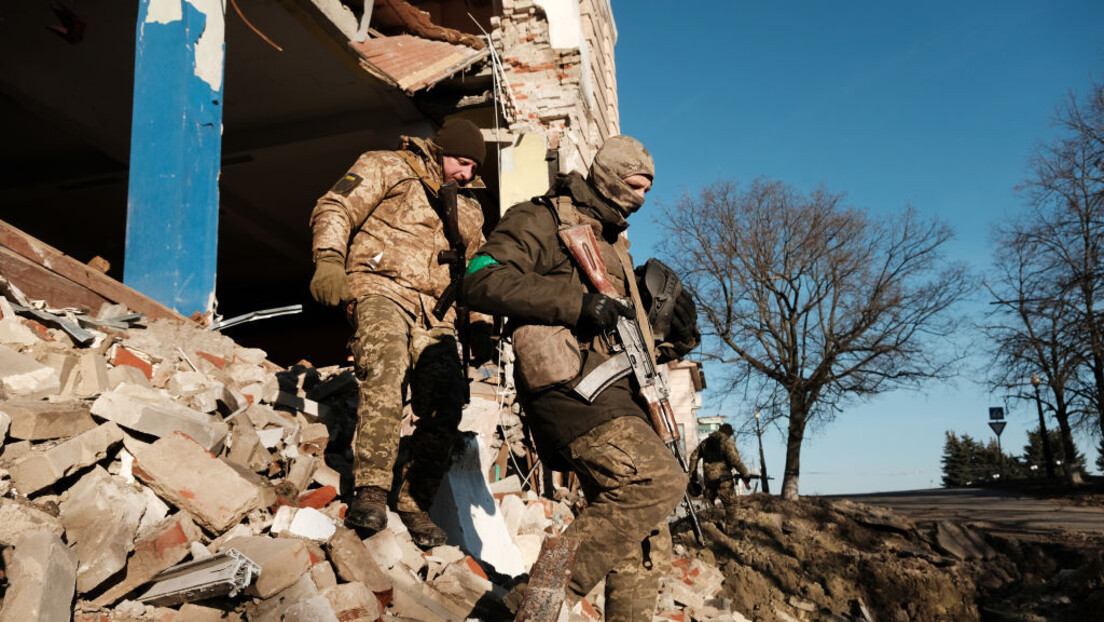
[493,0,619,175]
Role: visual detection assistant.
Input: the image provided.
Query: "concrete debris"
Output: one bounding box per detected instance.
[91,383,229,451]
[322,580,382,621]
[93,513,204,606]
[0,343,61,399]
[1,398,96,440]
[0,530,79,622]
[130,431,263,533]
[60,466,148,593]
[8,420,124,494]
[0,289,745,621]
[0,496,64,545]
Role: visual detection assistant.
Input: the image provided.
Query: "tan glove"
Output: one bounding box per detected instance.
[309,254,349,306]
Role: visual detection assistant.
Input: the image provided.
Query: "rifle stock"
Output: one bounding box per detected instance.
[558,224,705,546]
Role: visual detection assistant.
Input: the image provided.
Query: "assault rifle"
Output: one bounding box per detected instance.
[431,181,472,378]
[558,224,705,547]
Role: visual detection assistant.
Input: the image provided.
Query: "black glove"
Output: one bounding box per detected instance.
[687,472,703,497]
[578,293,633,333]
[665,289,701,358]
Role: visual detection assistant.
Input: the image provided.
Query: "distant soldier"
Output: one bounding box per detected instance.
[689,423,751,517]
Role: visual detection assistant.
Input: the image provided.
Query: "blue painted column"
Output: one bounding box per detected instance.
[124,0,225,316]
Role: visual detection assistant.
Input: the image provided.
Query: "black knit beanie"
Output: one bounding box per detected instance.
[435,118,486,167]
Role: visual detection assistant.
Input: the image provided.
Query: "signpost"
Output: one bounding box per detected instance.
[989,408,1006,478]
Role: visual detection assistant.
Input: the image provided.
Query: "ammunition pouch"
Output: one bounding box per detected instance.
[512,324,582,392]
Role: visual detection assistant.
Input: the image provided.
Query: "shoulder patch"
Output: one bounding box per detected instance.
[331,173,362,196]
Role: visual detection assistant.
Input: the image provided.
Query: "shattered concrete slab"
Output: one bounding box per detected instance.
[326,526,393,595]
[8,420,124,494]
[0,343,60,399]
[0,496,64,545]
[60,466,148,593]
[430,433,526,578]
[321,581,381,621]
[1,398,97,440]
[91,382,229,451]
[0,530,79,622]
[131,432,263,533]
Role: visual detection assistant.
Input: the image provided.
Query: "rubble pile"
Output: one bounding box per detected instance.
[0,289,741,621]
[677,493,1104,622]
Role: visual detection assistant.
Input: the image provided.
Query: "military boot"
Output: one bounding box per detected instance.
[345,486,389,533]
[397,510,447,548]
[502,577,529,616]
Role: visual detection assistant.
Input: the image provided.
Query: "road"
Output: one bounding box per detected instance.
[830,487,1104,538]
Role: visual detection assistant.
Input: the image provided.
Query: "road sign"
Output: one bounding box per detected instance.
[989,407,1005,420]
[989,421,1007,436]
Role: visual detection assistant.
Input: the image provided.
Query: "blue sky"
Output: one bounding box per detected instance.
[612,2,1104,494]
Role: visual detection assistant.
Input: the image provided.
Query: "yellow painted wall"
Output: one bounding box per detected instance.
[499,133,550,215]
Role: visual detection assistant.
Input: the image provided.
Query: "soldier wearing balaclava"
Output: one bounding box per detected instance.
[465,135,701,621]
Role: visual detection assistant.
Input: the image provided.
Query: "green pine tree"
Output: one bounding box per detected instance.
[1021,428,1086,477]
[941,431,970,486]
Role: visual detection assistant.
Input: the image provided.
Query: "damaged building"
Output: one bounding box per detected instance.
[0,1,717,619]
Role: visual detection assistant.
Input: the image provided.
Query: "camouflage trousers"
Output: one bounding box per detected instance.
[349,295,466,513]
[704,477,740,520]
[561,416,687,622]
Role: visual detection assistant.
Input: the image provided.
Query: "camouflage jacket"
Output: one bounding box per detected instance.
[464,172,648,448]
[689,430,751,484]
[309,137,484,326]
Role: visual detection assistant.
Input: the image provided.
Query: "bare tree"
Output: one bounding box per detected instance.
[1016,81,1104,441]
[658,179,971,500]
[983,225,1085,484]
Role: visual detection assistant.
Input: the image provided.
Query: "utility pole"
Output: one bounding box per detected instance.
[754,411,770,494]
[1030,373,1057,478]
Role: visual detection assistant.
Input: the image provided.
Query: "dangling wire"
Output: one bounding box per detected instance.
[229,0,283,51]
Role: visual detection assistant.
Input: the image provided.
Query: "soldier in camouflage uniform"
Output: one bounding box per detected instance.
[308,118,486,548]
[465,136,701,622]
[689,423,751,519]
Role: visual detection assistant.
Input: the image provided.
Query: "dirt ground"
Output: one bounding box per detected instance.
[671,478,1104,622]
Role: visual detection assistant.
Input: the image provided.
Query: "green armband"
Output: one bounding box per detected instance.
[466,254,500,274]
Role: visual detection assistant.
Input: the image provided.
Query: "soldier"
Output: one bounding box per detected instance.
[688,423,752,518]
[464,135,700,621]
[308,118,486,548]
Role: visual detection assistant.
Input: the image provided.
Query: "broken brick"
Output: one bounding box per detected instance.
[297,485,338,509]
[113,346,153,379]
